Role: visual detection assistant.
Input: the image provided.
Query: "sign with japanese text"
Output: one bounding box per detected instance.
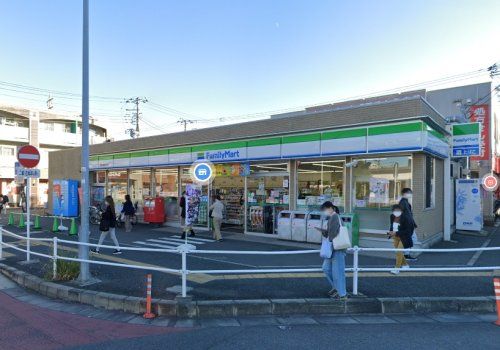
[469,104,490,161]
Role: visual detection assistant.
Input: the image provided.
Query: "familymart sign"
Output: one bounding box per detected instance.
[452,123,480,157]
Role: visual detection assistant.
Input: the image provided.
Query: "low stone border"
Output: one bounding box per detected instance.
[0,263,496,318]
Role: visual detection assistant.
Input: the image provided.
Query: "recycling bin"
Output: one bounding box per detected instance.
[291,211,308,242]
[143,197,166,224]
[340,213,359,246]
[277,210,292,240]
[306,211,327,243]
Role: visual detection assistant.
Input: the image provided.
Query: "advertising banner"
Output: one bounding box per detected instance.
[52,179,79,217]
[469,104,490,161]
[185,184,201,225]
[455,179,482,231]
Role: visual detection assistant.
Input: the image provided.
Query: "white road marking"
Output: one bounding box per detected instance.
[171,235,215,243]
[158,237,207,244]
[467,239,491,266]
[133,241,179,250]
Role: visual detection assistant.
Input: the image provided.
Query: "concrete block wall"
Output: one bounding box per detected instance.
[412,154,444,242]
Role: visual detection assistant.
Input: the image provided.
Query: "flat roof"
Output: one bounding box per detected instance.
[85,95,446,155]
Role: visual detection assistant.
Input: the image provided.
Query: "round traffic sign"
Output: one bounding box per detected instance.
[482,174,499,192]
[17,145,40,168]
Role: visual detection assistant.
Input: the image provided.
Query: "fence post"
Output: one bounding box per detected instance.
[0,225,3,260]
[353,246,359,296]
[181,249,187,297]
[52,236,58,280]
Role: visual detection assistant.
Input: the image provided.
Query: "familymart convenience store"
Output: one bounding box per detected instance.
[87,119,449,246]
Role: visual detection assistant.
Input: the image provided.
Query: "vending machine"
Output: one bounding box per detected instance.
[455,179,482,231]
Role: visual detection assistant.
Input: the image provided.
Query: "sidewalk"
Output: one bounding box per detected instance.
[0,216,498,303]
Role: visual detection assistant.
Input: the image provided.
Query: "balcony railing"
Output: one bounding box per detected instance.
[0,125,29,142]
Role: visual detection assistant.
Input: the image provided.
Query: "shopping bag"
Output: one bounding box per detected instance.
[332,214,351,250]
[320,237,333,258]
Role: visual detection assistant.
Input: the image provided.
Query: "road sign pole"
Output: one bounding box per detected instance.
[26,177,31,262]
[78,0,91,283]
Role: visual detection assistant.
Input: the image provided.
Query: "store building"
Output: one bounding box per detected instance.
[0,105,107,207]
[49,91,456,248]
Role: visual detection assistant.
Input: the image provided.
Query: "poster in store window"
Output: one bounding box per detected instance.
[369,177,389,204]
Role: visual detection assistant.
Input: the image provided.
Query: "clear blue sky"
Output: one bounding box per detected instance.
[0,0,498,138]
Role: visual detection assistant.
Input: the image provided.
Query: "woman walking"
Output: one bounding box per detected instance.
[316,201,347,300]
[388,204,410,274]
[121,194,135,233]
[92,196,121,255]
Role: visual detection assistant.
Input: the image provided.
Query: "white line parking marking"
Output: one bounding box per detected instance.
[171,235,215,243]
[467,239,491,266]
[133,241,179,250]
[158,237,207,244]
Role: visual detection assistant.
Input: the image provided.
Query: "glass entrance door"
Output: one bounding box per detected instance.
[246,173,289,234]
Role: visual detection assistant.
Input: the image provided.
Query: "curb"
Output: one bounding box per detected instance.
[0,263,496,318]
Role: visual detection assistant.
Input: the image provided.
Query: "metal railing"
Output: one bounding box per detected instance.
[1,226,499,298]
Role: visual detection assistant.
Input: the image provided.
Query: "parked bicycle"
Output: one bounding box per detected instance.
[89,204,103,225]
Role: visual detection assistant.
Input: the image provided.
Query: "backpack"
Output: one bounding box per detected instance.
[2,195,8,204]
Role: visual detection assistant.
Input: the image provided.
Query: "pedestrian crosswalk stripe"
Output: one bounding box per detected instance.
[171,235,215,243]
[148,238,187,246]
[158,237,208,244]
[133,241,178,250]
[158,237,202,244]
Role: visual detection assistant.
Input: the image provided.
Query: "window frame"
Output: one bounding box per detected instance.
[424,155,435,209]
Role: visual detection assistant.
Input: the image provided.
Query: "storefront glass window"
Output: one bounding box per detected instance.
[297,160,344,211]
[129,169,152,218]
[352,156,412,210]
[425,156,435,208]
[107,170,128,210]
[155,168,179,220]
[250,162,288,173]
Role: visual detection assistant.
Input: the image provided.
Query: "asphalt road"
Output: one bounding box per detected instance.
[1,215,499,300]
[69,323,500,350]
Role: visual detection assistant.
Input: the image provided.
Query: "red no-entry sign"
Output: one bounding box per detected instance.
[17,145,40,168]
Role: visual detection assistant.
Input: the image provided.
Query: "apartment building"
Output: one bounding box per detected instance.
[0,105,107,207]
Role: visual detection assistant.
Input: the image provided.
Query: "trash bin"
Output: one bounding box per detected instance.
[291,211,308,242]
[306,211,327,243]
[277,210,292,240]
[340,213,359,246]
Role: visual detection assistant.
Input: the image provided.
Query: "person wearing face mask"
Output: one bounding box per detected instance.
[388,204,409,274]
[399,188,417,261]
[315,201,348,300]
[92,196,121,255]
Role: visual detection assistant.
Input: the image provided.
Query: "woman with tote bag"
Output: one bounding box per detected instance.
[316,201,349,300]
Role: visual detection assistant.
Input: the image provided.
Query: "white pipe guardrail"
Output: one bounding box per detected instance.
[1,226,499,298]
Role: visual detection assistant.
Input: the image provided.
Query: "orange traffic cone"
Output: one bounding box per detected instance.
[494,278,500,326]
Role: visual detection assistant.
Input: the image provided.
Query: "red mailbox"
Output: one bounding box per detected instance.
[143,197,166,224]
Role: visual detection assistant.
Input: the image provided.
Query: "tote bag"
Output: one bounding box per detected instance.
[332,214,351,250]
[320,237,333,259]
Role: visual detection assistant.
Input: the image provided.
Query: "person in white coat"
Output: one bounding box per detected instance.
[209,195,224,241]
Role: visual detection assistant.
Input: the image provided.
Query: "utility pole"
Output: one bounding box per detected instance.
[78,0,91,284]
[125,97,148,138]
[177,118,195,131]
